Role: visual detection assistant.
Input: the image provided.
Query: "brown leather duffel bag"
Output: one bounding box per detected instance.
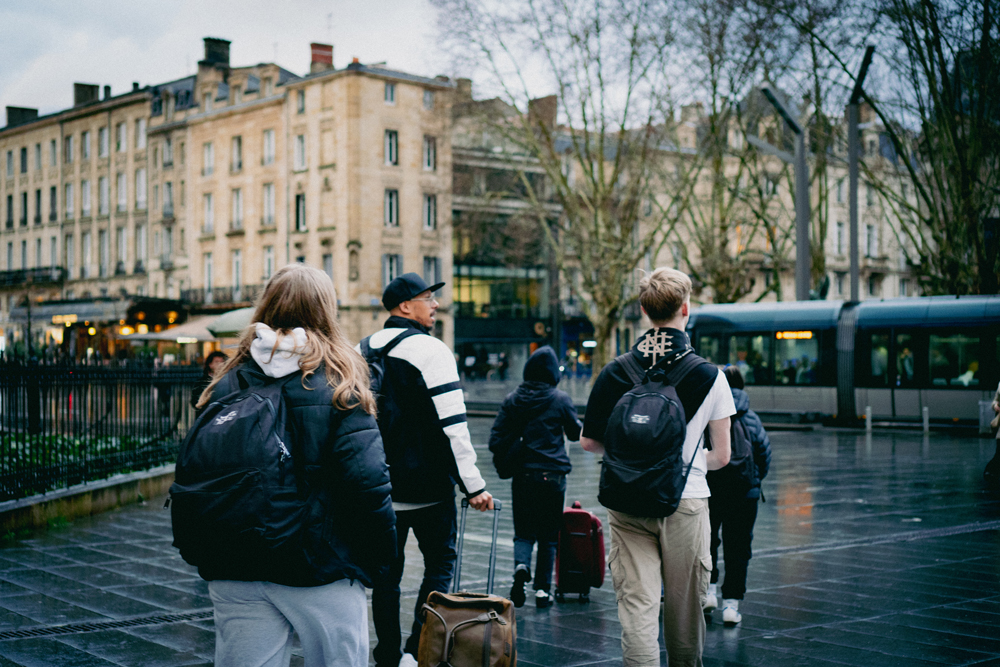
[418,499,516,667]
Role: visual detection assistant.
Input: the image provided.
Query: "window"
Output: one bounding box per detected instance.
[64,183,74,219]
[179,142,185,165]
[901,183,908,201]
[929,334,980,387]
[204,253,214,299]
[20,240,26,269]
[116,172,127,211]
[865,224,877,258]
[836,272,846,296]
[836,221,845,255]
[117,226,127,266]
[869,333,890,387]
[263,245,274,280]
[20,192,27,225]
[263,183,275,225]
[263,129,275,165]
[96,177,108,215]
[135,168,147,209]
[384,189,399,227]
[423,136,437,171]
[384,83,396,104]
[34,189,41,223]
[384,130,398,165]
[82,131,91,159]
[136,224,146,266]
[294,135,306,170]
[775,332,819,385]
[98,229,108,277]
[49,186,57,221]
[4,195,11,228]
[896,333,915,386]
[203,142,214,175]
[726,334,770,384]
[50,235,57,266]
[323,253,333,279]
[152,184,158,210]
[232,249,242,296]
[65,237,75,276]
[231,136,242,171]
[34,143,41,171]
[164,182,174,216]
[203,193,214,233]
[423,256,441,289]
[295,193,306,231]
[423,90,435,109]
[866,183,874,207]
[868,274,881,296]
[64,136,74,163]
[20,147,28,173]
[836,178,844,203]
[6,150,13,176]
[5,242,11,270]
[423,194,437,230]
[164,137,174,167]
[296,90,305,114]
[35,238,41,268]
[382,253,403,287]
[135,118,147,149]
[231,188,243,228]
[263,77,273,96]
[49,139,57,167]
[116,122,126,152]
[899,277,909,297]
[98,126,109,157]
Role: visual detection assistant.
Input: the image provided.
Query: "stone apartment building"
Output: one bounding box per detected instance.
[0,37,455,358]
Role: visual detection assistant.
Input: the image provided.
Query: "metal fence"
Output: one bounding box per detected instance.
[0,361,203,502]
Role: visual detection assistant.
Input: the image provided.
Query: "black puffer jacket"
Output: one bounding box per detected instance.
[489,346,582,475]
[197,361,396,588]
[708,387,771,499]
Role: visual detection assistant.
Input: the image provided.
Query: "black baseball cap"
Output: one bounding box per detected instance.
[382,272,446,311]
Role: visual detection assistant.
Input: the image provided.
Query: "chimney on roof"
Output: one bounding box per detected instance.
[680,102,704,123]
[456,78,473,101]
[73,83,100,107]
[200,37,231,68]
[132,82,140,92]
[6,107,39,128]
[347,57,362,71]
[103,85,111,100]
[310,43,334,73]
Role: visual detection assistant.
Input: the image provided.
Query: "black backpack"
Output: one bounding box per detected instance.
[709,412,757,493]
[359,329,423,431]
[169,368,306,574]
[598,351,707,518]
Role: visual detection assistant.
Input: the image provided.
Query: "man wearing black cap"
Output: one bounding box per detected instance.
[362,273,494,667]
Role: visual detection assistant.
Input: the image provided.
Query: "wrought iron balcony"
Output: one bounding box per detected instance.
[181,284,263,306]
[0,266,66,287]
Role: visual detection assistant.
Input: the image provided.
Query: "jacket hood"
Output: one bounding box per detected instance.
[731,387,750,414]
[523,346,561,385]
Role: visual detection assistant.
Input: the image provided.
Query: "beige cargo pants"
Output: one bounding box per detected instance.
[608,498,712,667]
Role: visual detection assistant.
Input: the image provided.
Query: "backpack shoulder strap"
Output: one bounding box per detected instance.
[616,353,645,386]
[664,351,705,387]
[370,328,424,360]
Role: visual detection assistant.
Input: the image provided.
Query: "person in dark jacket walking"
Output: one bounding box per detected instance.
[193,264,395,667]
[189,350,227,416]
[705,366,771,626]
[489,345,582,608]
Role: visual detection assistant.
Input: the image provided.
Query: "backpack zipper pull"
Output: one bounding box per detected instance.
[277,438,291,462]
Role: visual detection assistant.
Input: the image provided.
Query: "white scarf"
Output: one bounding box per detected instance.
[250,323,309,378]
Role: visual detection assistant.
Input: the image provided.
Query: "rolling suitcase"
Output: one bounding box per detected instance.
[555,501,606,603]
[418,498,517,667]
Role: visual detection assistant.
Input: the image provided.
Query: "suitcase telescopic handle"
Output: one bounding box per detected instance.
[452,498,503,596]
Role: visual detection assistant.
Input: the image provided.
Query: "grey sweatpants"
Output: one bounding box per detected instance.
[209,578,368,667]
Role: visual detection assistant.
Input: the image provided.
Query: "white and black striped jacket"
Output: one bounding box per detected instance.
[359,316,486,504]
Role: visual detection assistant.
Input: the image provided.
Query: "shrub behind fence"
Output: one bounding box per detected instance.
[0,362,203,502]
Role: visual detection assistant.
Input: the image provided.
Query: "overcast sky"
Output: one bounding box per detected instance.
[0,0,450,124]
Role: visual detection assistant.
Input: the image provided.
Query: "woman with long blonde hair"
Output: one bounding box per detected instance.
[192,263,395,667]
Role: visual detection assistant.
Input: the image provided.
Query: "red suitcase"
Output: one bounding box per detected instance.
[555,501,606,602]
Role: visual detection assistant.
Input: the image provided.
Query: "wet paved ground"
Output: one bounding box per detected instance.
[0,419,997,666]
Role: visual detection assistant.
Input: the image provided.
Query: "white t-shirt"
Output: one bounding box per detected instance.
[680,369,736,498]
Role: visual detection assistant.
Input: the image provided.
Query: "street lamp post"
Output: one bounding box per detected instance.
[761,85,810,301]
[849,46,876,303]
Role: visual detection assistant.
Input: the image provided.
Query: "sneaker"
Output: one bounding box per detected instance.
[722,599,742,625]
[535,589,553,608]
[704,583,718,612]
[510,564,531,608]
[398,653,418,667]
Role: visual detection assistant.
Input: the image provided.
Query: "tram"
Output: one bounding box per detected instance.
[686,296,1000,424]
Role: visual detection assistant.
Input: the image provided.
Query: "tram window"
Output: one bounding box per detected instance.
[775,333,819,385]
[896,334,915,387]
[728,335,770,385]
[929,334,980,387]
[698,335,722,365]
[869,333,890,387]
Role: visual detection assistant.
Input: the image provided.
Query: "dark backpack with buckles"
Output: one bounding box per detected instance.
[599,352,709,518]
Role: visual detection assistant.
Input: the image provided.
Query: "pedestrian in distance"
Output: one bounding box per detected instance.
[360,272,494,667]
[190,350,228,416]
[704,366,771,625]
[178,263,396,667]
[581,267,735,667]
[488,345,582,608]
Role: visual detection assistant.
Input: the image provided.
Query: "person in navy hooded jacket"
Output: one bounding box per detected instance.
[489,345,582,608]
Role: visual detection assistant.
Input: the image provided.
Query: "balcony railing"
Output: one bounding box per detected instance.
[115,261,127,276]
[160,255,174,271]
[227,221,244,235]
[0,266,66,287]
[260,216,275,228]
[48,212,57,222]
[134,260,146,274]
[33,215,41,225]
[5,219,12,229]
[162,205,175,220]
[181,284,263,306]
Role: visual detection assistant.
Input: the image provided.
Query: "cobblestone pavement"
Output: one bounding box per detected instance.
[0,420,997,666]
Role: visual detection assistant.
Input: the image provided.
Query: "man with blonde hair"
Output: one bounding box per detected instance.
[582,267,735,667]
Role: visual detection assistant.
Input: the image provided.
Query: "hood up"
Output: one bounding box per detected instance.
[731,387,750,415]
[523,346,561,385]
